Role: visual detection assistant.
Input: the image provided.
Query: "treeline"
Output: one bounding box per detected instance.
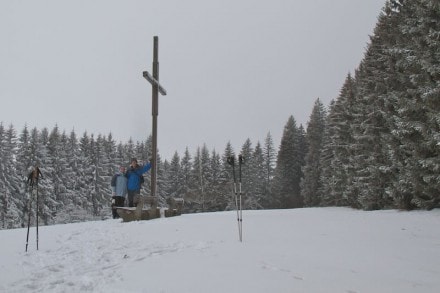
[0,122,282,229]
[237,0,439,212]
[305,0,440,210]
[1,0,439,229]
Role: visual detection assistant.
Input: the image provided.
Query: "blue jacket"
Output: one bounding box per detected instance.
[111,172,128,197]
[126,163,151,191]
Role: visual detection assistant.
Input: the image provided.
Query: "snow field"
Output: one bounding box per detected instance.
[1,208,439,293]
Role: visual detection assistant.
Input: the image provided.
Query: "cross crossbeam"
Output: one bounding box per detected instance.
[143,71,167,96]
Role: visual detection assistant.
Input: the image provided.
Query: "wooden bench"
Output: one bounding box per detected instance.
[116,196,160,222]
[164,197,184,217]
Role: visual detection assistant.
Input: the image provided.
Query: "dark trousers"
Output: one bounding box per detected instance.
[112,196,125,218]
[127,190,140,207]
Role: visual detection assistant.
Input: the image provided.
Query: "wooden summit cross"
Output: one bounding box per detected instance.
[118,36,183,221]
[143,36,167,200]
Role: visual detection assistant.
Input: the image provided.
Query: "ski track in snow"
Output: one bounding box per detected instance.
[6,219,214,293]
[12,225,125,292]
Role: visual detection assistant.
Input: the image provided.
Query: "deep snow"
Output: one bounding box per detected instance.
[1,208,439,293]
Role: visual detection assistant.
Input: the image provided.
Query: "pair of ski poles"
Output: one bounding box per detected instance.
[227,155,244,242]
[25,182,39,252]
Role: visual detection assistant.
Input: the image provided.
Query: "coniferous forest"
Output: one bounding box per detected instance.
[1,0,439,229]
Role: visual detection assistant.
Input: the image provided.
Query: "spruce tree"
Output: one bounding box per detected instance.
[389,0,440,209]
[0,124,22,228]
[207,149,226,211]
[262,132,276,208]
[199,145,211,211]
[319,75,357,207]
[167,151,183,198]
[240,139,257,209]
[252,142,266,209]
[16,125,32,178]
[301,99,327,207]
[46,125,66,219]
[347,10,399,210]
[222,141,236,210]
[273,116,304,208]
[180,147,192,212]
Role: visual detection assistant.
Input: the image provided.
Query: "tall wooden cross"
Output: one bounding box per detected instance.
[143,36,167,199]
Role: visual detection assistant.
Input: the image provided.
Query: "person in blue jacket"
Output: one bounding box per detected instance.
[126,158,152,207]
[110,166,128,218]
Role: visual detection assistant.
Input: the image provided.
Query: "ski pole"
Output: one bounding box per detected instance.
[25,186,32,252]
[238,155,244,242]
[36,182,39,250]
[227,156,240,241]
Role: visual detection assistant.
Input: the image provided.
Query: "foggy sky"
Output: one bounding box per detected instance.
[0,0,386,160]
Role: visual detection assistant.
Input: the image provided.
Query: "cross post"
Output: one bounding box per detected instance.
[143,36,167,200]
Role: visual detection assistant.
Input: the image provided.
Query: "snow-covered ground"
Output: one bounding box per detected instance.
[1,208,439,293]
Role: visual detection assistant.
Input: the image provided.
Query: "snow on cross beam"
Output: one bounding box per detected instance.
[143,71,167,96]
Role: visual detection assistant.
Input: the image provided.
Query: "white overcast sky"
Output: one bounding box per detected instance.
[0,0,385,160]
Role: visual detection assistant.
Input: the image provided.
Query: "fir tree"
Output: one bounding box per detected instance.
[180,148,192,212]
[0,124,22,228]
[16,125,33,178]
[319,76,356,207]
[167,151,183,198]
[389,0,440,209]
[273,116,304,208]
[206,149,227,211]
[222,141,236,210]
[240,139,257,209]
[301,99,327,207]
[252,142,266,209]
[262,132,276,208]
